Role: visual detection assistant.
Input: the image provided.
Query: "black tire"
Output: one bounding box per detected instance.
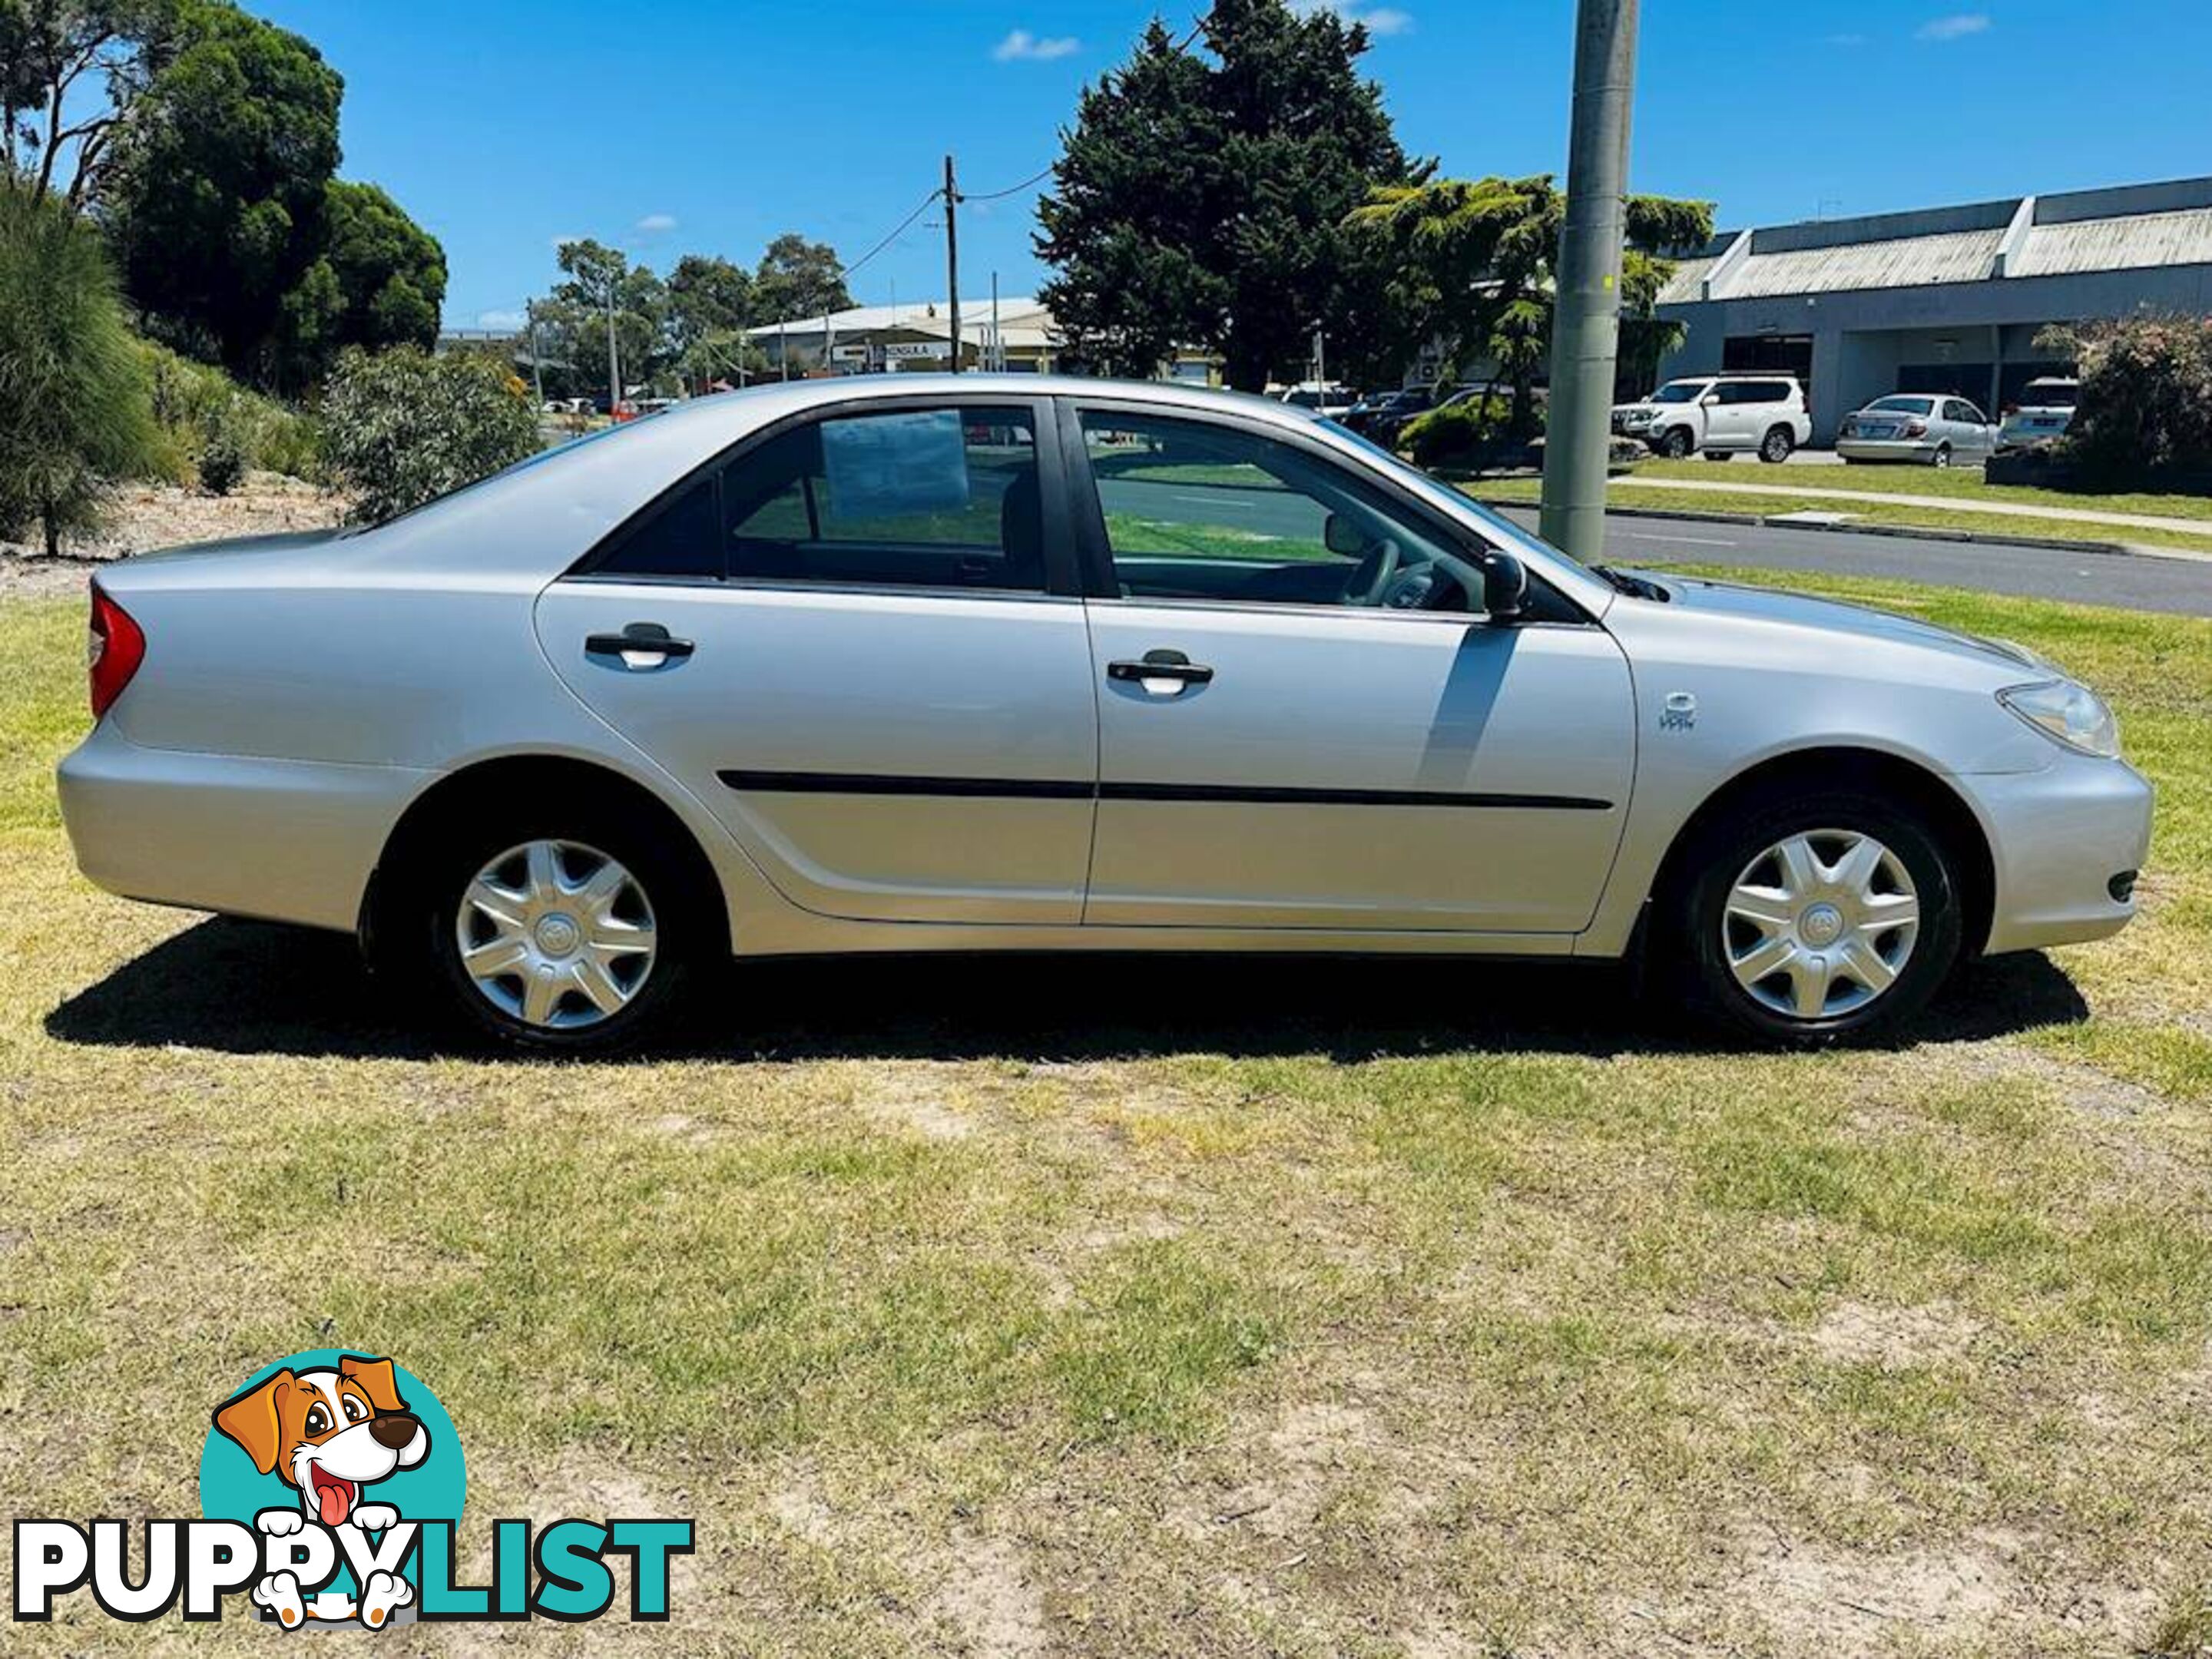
[1931,443,1952,469]
[390,797,710,1055]
[1759,425,1795,463]
[1667,787,1963,1046]
[1658,426,1694,459]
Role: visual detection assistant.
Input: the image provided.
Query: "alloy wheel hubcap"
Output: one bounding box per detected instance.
[455,839,657,1030]
[1722,829,1919,1021]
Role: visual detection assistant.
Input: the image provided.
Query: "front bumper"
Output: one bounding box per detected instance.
[1966,751,2154,954]
[58,718,431,934]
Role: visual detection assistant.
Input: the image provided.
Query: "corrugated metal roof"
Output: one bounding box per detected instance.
[1724,227,2004,298]
[1656,257,1715,306]
[2011,206,2212,277]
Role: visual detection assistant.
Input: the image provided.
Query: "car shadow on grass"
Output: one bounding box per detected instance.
[45,916,2089,1065]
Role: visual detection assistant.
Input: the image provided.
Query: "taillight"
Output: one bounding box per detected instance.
[1902,419,1929,438]
[88,580,144,720]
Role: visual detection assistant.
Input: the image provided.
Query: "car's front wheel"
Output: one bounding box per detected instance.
[1670,790,1963,1045]
[1658,427,1694,459]
[393,805,707,1053]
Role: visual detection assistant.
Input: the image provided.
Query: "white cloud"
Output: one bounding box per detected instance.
[1292,0,1414,35]
[992,28,1080,62]
[1917,12,1991,40]
[477,309,527,330]
[634,212,678,236]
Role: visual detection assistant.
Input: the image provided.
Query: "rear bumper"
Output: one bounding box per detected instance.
[58,720,430,934]
[1836,439,1941,463]
[1969,753,2154,954]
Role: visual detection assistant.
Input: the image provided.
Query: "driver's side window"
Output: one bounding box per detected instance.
[1075,409,1468,611]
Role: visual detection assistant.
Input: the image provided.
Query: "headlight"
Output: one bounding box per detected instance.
[1998,680,2121,758]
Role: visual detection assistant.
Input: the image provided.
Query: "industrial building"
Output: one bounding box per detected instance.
[1655,175,2212,442]
[743,297,1063,376]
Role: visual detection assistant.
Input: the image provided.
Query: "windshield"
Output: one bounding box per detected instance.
[2018,382,2079,409]
[1866,396,1934,415]
[1284,390,1323,408]
[1649,381,1708,405]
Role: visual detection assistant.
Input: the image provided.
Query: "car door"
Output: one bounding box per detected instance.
[1064,400,1636,935]
[1949,399,1995,460]
[535,396,1101,925]
[1707,382,1760,449]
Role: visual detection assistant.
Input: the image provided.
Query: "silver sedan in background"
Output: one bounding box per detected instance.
[59,376,2151,1053]
[1836,393,1999,466]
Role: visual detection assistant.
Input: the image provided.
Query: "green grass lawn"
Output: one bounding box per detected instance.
[1473,474,2212,555]
[4,578,2212,1655]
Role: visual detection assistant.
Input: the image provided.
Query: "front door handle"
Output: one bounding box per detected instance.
[586,622,694,666]
[1108,649,1214,691]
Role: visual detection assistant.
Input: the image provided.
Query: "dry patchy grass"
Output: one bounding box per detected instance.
[3,575,2211,1655]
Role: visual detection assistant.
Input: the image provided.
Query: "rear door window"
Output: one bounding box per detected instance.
[589,404,1051,591]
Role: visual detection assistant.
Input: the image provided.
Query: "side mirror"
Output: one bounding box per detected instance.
[1480,551,1527,622]
[1323,512,1368,558]
[1699,392,1721,408]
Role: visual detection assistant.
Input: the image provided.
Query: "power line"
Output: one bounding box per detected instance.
[842,187,945,280]
[959,162,1055,204]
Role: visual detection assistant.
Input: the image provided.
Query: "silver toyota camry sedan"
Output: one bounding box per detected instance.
[59,376,2151,1051]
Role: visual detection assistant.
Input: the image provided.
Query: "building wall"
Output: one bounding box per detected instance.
[1658,263,2212,441]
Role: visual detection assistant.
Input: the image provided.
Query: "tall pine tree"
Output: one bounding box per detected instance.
[1036,0,1412,389]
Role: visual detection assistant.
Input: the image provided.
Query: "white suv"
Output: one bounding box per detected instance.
[1613,375,1813,462]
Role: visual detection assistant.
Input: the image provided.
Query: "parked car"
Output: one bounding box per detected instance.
[1999,377,2081,452]
[61,376,2149,1053]
[1611,376,1812,462]
[1836,394,1998,467]
[1277,382,1359,419]
[1343,386,1435,440]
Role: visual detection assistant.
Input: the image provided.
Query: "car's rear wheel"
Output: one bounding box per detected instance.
[1659,427,1694,459]
[1931,442,1953,468]
[396,803,706,1053]
[1760,425,1795,463]
[1669,789,1962,1045]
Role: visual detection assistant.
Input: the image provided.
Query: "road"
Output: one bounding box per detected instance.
[1096,475,2212,619]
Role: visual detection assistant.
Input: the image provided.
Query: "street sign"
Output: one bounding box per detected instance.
[883,342,949,363]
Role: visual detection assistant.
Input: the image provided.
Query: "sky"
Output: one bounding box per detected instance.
[249,0,2212,331]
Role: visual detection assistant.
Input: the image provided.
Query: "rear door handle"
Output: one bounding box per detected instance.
[1108,649,1214,689]
[586,622,694,664]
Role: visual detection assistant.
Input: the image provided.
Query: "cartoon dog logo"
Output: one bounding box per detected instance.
[211,1354,426,1628]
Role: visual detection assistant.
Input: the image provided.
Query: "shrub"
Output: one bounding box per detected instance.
[197,402,250,495]
[1402,393,1513,466]
[0,189,157,555]
[320,346,539,525]
[143,340,323,487]
[2040,315,2212,486]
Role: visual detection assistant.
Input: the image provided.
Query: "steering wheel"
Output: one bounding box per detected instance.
[1342,536,1402,606]
[1379,565,1442,611]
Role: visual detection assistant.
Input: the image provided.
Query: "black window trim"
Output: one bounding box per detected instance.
[563,392,1082,598]
[1051,394,1594,626]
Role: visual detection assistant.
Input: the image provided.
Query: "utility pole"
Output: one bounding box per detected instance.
[603,267,623,418]
[991,272,1002,372]
[943,154,962,373]
[526,306,545,409]
[1539,0,1639,562]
